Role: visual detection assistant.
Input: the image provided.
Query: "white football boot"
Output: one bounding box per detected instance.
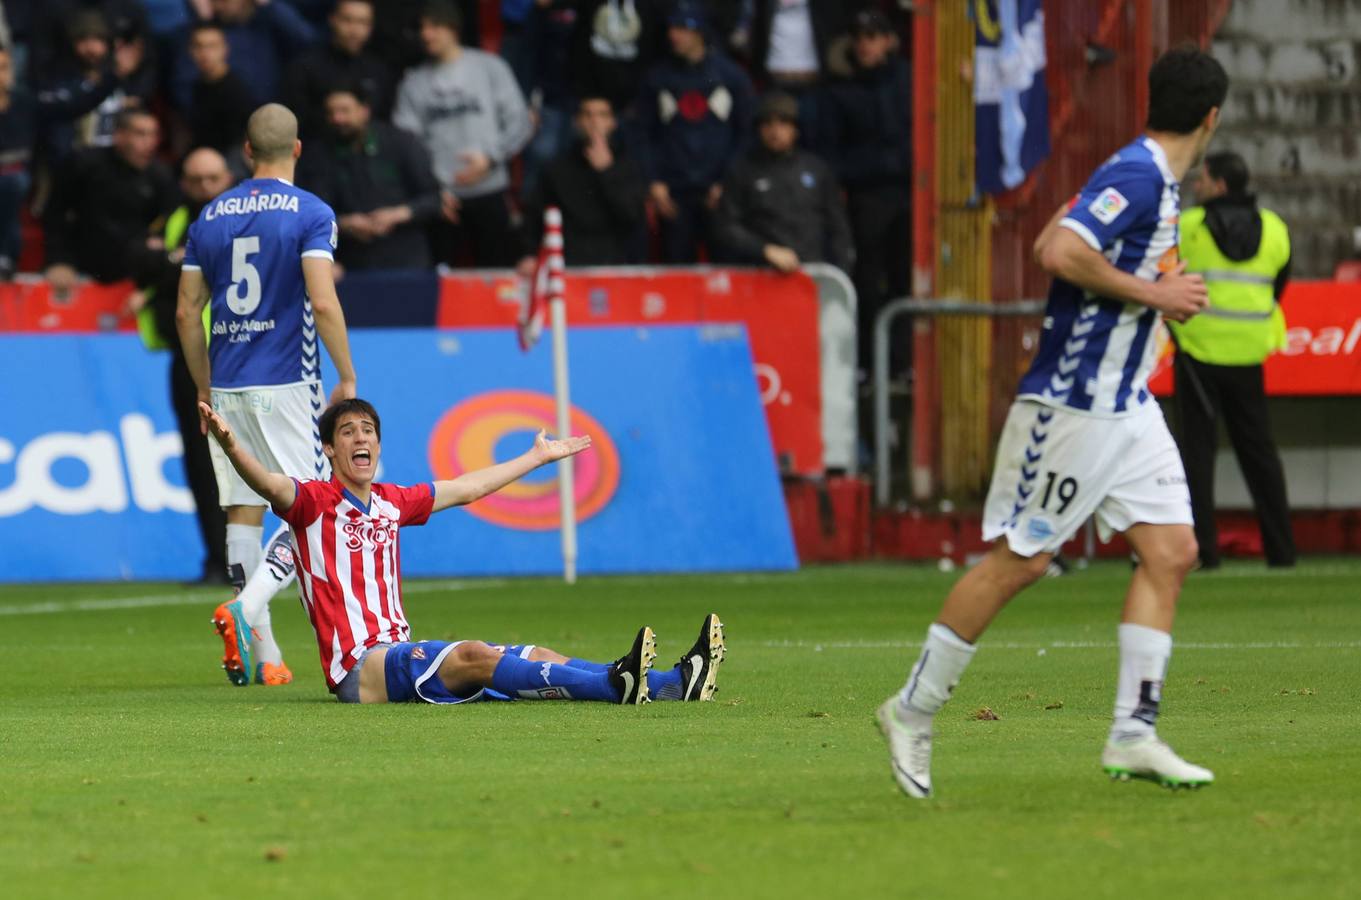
[877,698,934,798]
[1102,734,1214,788]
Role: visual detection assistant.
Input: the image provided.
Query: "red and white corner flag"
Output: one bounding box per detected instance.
[518,207,564,351]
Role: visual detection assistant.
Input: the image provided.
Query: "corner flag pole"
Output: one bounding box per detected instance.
[543,208,577,584]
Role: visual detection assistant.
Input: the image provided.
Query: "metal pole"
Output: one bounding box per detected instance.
[550,296,576,585]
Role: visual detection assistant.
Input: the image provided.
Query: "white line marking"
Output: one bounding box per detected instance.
[0,580,510,617]
[760,640,1361,651]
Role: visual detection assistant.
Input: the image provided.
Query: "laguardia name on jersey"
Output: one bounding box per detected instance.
[182,178,338,390]
[1017,137,1180,417]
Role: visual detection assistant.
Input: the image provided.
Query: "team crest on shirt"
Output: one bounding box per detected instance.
[1089,187,1129,224]
[341,513,398,551]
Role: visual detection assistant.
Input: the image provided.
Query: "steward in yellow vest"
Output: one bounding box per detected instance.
[1171,151,1295,570]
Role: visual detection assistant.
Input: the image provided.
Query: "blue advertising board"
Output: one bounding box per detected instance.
[0,326,797,581]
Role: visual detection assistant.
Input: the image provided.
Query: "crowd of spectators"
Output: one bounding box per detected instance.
[0,0,913,352]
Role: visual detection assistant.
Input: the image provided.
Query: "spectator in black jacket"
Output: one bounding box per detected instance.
[167,0,319,111]
[28,0,150,76]
[283,0,394,140]
[521,95,647,267]
[36,9,154,161]
[822,8,910,367]
[571,0,667,118]
[639,0,754,263]
[714,91,851,274]
[42,107,177,294]
[297,83,445,271]
[186,21,253,155]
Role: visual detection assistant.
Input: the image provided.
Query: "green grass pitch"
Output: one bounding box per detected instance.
[2,561,1358,898]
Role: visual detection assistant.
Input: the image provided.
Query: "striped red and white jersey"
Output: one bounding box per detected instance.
[276,478,435,689]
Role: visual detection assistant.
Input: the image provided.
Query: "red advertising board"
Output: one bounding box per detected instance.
[1148,281,1361,396]
[437,268,825,474]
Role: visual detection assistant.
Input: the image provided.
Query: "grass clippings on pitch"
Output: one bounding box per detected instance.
[1,561,1358,899]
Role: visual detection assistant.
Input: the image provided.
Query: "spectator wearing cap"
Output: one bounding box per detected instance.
[521,94,648,268]
[43,107,177,295]
[29,0,150,77]
[298,83,445,271]
[394,0,532,268]
[283,0,395,140]
[168,0,319,111]
[822,7,910,369]
[749,0,849,143]
[638,0,754,263]
[185,21,253,156]
[713,90,851,274]
[35,8,154,162]
[570,0,668,118]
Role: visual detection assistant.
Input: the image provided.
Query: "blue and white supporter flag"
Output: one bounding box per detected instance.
[974,0,1051,193]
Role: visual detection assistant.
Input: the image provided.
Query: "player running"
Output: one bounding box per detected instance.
[199,396,727,705]
[176,104,358,688]
[878,47,1228,796]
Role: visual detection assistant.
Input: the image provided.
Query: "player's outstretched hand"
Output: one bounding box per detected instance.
[532,430,592,464]
[1151,261,1209,323]
[198,401,235,452]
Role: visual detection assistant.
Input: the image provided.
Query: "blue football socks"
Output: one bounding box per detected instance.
[491,654,619,702]
[569,657,684,700]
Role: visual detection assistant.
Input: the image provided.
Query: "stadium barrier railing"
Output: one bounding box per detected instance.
[872,297,1046,508]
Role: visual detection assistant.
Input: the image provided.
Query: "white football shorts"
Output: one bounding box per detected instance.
[208,381,329,507]
[982,399,1193,557]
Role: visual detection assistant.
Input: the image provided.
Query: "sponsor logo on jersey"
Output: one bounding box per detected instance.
[204,192,302,221]
[1088,187,1129,225]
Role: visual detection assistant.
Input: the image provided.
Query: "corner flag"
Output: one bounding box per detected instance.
[518,207,564,351]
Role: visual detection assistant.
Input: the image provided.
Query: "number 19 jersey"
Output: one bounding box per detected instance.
[183,178,338,389]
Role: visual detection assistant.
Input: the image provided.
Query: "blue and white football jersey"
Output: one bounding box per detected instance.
[1017,137,1180,416]
[183,178,338,390]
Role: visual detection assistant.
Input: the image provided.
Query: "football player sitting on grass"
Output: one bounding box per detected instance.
[200,396,725,705]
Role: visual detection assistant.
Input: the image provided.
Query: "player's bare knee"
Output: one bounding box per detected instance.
[1140,533,1199,579]
[994,542,1051,589]
[440,641,500,683]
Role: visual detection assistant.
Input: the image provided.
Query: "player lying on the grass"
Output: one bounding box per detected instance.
[878,46,1228,796]
[200,396,726,704]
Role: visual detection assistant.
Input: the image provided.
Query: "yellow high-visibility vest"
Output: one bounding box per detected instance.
[136,206,210,350]
[1170,204,1290,366]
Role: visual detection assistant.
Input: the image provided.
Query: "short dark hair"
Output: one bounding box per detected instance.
[113,106,155,132]
[1204,151,1249,196]
[1146,45,1228,134]
[577,94,614,113]
[325,79,372,107]
[189,20,226,41]
[421,0,463,33]
[319,398,382,446]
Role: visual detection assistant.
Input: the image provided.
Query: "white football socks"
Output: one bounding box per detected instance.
[897,623,978,726]
[225,523,263,590]
[1111,623,1172,743]
[238,523,296,666]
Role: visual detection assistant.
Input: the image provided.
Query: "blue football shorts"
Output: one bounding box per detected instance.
[378,640,535,705]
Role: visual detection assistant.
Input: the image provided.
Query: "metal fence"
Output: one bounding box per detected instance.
[873,297,1047,507]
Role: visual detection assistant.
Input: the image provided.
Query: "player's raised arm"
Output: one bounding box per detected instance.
[302,256,358,405]
[198,401,297,512]
[432,431,592,513]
